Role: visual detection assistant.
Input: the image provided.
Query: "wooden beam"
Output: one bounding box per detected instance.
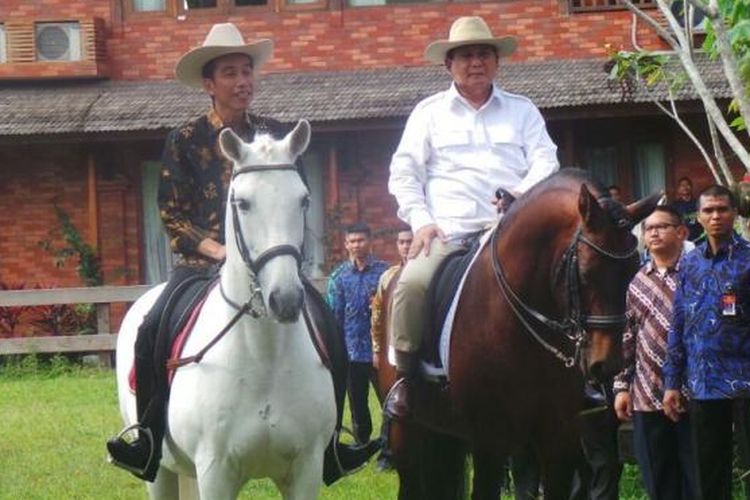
[0,334,117,355]
[88,153,99,249]
[0,285,151,307]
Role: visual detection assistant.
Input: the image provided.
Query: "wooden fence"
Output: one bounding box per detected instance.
[0,285,151,356]
[0,278,327,358]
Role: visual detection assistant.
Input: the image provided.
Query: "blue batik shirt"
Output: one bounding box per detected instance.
[663,234,750,400]
[329,256,389,363]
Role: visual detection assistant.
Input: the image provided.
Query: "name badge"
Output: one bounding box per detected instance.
[722,283,737,317]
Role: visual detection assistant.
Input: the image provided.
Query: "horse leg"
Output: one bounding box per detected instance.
[470,448,506,500]
[194,459,243,500]
[178,475,199,500]
[275,445,327,500]
[145,467,179,500]
[537,435,579,500]
[421,429,468,500]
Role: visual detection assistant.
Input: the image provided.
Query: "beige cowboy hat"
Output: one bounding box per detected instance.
[424,16,517,65]
[175,22,273,88]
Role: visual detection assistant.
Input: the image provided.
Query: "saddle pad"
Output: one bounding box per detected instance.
[387,226,495,379]
[127,276,218,393]
[421,244,478,367]
[437,227,495,377]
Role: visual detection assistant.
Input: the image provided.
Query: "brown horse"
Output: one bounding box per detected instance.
[375,168,659,499]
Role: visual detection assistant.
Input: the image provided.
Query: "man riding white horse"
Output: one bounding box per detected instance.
[106,22,378,484]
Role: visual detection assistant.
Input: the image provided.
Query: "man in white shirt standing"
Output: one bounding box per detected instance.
[387,16,560,417]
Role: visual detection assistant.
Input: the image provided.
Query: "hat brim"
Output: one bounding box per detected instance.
[175,39,274,88]
[424,36,517,65]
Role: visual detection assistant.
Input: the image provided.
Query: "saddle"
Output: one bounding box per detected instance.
[420,236,483,369]
[128,274,218,393]
[128,275,336,393]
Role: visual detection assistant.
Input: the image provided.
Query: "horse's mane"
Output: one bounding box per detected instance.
[503,168,617,228]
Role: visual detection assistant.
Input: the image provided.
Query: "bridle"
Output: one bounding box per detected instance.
[168,163,307,370]
[490,224,638,368]
[223,163,304,312]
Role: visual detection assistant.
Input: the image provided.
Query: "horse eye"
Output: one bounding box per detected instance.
[233,198,251,212]
[301,196,310,210]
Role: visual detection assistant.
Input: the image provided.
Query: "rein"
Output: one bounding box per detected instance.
[168,163,305,370]
[490,225,637,368]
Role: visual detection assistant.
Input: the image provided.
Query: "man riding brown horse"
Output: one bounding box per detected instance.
[387,15,560,416]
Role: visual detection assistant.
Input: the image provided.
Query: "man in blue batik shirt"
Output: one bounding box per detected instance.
[663,185,750,500]
[329,222,389,445]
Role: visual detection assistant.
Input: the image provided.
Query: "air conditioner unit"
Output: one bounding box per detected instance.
[670,0,708,34]
[35,22,82,62]
[0,25,6,63]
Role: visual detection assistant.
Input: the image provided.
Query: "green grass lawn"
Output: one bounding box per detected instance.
[0,359,399,499]
[0,357,659,499]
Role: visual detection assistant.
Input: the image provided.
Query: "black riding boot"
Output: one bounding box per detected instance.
[106,316,165,482]
[302,278,381,485]
[384,349,417,420]
[107,266,199,482]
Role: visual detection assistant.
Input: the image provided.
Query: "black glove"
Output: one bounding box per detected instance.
[495,188,516,213]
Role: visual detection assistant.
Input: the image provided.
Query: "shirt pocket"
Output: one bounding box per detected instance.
[487,125,524,166]
[432,130,472,150]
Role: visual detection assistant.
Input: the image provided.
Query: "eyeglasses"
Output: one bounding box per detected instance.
[643,223,678,233]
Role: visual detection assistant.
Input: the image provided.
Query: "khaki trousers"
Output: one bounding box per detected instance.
[389,239,464,353]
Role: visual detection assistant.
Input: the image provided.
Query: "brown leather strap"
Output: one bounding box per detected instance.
[166,302,250,370]
[302,302,332,370]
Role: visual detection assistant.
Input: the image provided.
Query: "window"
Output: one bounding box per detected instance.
[631,142,665,200]
[348,0,438,5]
[142,162,174,284]
[569,0,655,13]
[0,24,6,63]
[184,0,218,7]
[133,0,166,10]
[176,0,327,13]
[583,146,619,188]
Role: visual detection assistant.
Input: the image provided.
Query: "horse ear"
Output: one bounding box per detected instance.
[626,191,664,226]
[219,128,245,164]
[578,184,608,230]
[286,120,311,158]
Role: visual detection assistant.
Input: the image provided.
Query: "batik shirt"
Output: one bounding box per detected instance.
[613,260,685,411]
[663,235,750,400]
[370,263,403,355]
[329,256,389,363]
[158,109,284,267]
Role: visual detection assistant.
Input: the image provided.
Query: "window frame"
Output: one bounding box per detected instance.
[0,24,6,64]
[123,0,175,18]
[173,0,328,15]
[568,0,655,13]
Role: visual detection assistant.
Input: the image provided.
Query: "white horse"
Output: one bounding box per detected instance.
[114,120,336,499]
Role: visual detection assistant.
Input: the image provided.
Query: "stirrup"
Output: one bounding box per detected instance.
[329,430,351,479]
[107,423,155,477]
[383,378,409,419]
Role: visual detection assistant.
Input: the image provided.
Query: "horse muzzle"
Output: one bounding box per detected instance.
[584,330,623,383]
[266,284,304,323]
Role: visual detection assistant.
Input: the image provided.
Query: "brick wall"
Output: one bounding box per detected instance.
[0,143,140,287]
[0,0,667,80]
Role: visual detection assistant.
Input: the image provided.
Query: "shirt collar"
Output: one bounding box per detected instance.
[644,256,681,275]
[700,232,743,260]
[349,254,375,271]
[448,82,501,111]
[206,108,254,140]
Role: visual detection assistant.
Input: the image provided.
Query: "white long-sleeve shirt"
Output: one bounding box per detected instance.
[388,83,560,241]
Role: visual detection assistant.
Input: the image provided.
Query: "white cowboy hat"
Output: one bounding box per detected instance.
[424,16,517,65]
[175,23,274,88]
